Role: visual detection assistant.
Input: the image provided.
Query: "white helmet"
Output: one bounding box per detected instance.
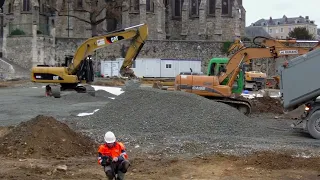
[104,131,116,143]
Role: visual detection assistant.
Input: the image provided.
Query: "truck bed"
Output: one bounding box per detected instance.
[279,48,320,110]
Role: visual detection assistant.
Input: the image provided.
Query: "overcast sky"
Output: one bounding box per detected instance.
[243,0,320,27]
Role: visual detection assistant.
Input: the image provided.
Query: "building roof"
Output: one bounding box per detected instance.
[245,26,271,38]
[251,15,317,26]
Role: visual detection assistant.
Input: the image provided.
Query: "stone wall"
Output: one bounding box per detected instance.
[5,36,33,69]
[0,58,14,79]
[3,35,55,69]
[55,38,227,72]
[3,35,318,76]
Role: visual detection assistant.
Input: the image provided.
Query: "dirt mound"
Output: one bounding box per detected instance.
[0,115,97,159]
[247,97,284,114]
[240,151,320,170]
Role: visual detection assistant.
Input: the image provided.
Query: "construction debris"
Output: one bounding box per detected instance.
[0,115,97,159]
[247,97,284,114]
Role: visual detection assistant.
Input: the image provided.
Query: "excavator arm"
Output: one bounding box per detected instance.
[219,37,320,86]
[67,23,148,77]
[227,39,245,56]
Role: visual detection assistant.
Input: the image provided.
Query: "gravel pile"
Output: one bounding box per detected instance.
[72,87,284,156]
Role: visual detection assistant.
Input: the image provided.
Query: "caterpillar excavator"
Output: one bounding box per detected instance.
[174,36,320,115]
[31,23,148,98]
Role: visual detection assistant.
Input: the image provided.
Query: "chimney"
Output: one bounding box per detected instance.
[269,16,273,23]
[305,16,309,20]
[283,15,288,23]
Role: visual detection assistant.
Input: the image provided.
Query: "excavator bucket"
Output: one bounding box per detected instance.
[152,81,163,89]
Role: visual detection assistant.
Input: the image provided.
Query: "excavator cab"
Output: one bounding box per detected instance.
[207,58,244,94]
[63,55,74,67]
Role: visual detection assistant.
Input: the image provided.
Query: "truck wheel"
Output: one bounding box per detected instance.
[307,110,320,139]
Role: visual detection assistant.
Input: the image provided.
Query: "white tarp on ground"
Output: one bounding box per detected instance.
[37,85,125,96]
[77,109,100,117]
[76,86,124,116]
[91,85,124,96]
[241,89,281,99]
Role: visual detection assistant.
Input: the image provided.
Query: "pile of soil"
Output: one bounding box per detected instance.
[248,97,284,114]
[0,115,98,159]
[240,151,320,170]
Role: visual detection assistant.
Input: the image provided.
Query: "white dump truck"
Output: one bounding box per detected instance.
[279,48,320,139]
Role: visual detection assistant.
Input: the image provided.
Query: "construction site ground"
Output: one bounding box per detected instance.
[0,80,320,180]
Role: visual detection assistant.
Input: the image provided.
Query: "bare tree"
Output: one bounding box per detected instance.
[50,0,123,37]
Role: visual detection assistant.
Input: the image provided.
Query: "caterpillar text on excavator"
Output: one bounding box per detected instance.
[173,36,320,115]
[31,23,148,98]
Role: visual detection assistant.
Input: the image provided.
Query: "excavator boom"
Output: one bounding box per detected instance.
[67,23,148,77]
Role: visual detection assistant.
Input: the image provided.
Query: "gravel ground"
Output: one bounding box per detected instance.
[1,83,320,159]
[69,87,320,158]
[0,84,113,126]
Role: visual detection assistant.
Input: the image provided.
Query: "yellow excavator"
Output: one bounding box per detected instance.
[173,36,320,115]
[31,23,148,98]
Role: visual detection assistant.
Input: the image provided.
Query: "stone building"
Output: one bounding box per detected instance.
[120,0,246,41]
[3,0,246,41]
[251,15,318,39]
[3,0,55,36]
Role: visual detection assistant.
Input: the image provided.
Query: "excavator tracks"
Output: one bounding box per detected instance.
[214,98,252,116]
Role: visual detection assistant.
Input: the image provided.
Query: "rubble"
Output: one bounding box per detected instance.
[248,97,284,114]
[0,115,97,159]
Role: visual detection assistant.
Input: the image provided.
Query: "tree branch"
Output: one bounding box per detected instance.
[95,16,108,25]
[73,7,92,14]
[58,13,91,24]
[96,5,107,17]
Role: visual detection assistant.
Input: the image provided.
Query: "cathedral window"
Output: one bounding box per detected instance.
[190,0,200,17]
[146,0,154,12]
[173,0,184,17]
[130,0,139,12]
[207,0,215,15]
[77,0,83,8]
[222,0,231,15]
[8,3,12,13]
[23,0,31,11]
